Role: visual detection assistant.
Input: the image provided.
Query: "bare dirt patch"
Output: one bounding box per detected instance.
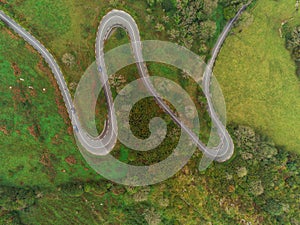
[0,126,8,135]
[40,152,52,167]
[28,88,37,97]
[25,43,37,54]
[11,62,21,76]
[12,85,26,104]
[28,124,40,139]
[40,150,56,182]
[4,28,19,40]
[65,155,77,165]
[51,133,62,145]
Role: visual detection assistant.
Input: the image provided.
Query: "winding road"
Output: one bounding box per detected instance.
[0,4,249,162]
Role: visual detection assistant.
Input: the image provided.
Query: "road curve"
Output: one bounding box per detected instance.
[0,4,249,162]
[202,3,251,161]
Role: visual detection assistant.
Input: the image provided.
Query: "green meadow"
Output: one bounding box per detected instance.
[0,26,101,187]
[214,0,300,153]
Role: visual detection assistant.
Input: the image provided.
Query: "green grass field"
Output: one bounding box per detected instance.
[214,0,300,153]
[0,26,103,188]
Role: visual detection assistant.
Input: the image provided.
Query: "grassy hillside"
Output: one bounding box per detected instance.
[0,0,214,189]
[0,26,101,188]
[2,126,299,224]
[0,0,299,224]
[214,0,300,153]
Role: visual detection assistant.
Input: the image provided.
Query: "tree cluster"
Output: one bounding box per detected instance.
[219,0,249,20]
[284,25,300,78]
[171,0,218,51]
[145,0,249,55]
[208,124,300,224]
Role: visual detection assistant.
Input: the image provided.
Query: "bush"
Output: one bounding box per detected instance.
[223,6,237,20]
[296,61,300,78]
[147,0,156,7]
[237,167,247,178]
[263,199,284,216]
[292,46,300,61]
[284,25,300,79]
[116,29,125,40]
[249,180,264,196]
[0,186,36,211]
[0,211,21,224]
[162,0,176,13]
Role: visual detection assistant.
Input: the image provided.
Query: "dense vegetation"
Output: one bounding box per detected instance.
[144,0,249,57]
[283,24,300,79]
[0,126,299,224]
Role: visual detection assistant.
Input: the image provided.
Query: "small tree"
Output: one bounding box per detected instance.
[263,199,284,216]
[237,167,248,178]
[62,53,75,67]
[116,29,126,40]
[200,20,217,40]
[144,208,161,225]
[292,46,300,61]
[250,180,264,196]
[155,23,165,32]
[162,0,176,12]
[109,0,119,7]
[147,0,156,7]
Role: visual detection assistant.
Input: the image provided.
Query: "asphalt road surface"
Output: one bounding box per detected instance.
[0,4,249,162]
